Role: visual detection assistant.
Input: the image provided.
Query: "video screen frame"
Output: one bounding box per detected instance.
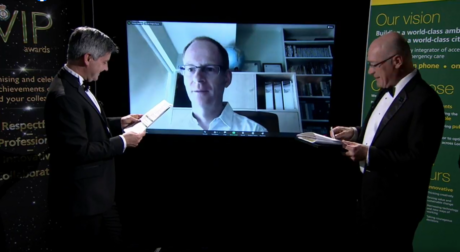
[125,21,335,137]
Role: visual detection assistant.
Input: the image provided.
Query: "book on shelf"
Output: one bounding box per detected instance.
[296,132,342,146]
[264,80,295,110]
[297,80,331,97]
[124,100,172,133]
[284,45,332,58]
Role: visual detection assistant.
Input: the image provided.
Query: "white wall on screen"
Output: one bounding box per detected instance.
[236,25,285,71]
[126,25,174,128]
[162,22,237,54]
[147,24,178,69]
[176,53,183,68]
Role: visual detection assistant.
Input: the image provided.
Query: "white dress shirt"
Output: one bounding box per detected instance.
[357,69,417,173]
[63,65,126,151]
[183,102,268,132]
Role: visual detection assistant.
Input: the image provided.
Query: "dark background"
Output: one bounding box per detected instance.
[91,1,370,251]
[0,1,88,251]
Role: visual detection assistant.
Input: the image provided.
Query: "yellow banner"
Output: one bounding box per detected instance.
[371,0,442,5]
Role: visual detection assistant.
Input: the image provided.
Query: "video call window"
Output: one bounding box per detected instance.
[126,21,335,137]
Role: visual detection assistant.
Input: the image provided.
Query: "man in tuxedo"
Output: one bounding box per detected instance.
[332,32,444,251]
[44,27,146,251]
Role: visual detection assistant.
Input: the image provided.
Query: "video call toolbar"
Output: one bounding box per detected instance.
[203,130,267,137]
[144,129,304,137]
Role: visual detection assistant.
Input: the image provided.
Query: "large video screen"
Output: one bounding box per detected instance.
[126,21,335,137]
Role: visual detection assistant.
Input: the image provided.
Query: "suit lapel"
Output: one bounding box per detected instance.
[371,71,423,142]
[97,101,112,136]
[361,70,421,143]
[59,69,110,132]
[372,89,407,141]
[77,87,105,119]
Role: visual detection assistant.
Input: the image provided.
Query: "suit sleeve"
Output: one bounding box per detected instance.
[351,126,361,142]
[355,126,362,136]
[107,117,123,135]
[54,96,124,164]
[368,96,444,171]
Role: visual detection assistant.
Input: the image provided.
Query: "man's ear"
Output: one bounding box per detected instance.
[224,69,232,88]
[83,54,92,66]
[393,55,403,69]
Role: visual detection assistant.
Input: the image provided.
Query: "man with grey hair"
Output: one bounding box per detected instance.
[44,26,146,251]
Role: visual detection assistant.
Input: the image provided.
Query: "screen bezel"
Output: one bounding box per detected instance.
[123,21,336,138]
[91,4,368,142]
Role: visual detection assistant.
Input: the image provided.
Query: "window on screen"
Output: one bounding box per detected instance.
[126,21,334,136]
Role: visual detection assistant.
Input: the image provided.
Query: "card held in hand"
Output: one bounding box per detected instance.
[124,100,172,133]
[296,132,342,145]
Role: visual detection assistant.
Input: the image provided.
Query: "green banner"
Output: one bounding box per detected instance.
[363,0,460,250]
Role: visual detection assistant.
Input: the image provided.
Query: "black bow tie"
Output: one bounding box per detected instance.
[82,82,91,91]
[383,87,395,97]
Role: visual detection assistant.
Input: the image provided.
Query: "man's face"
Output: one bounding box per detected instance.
[367,45,397,89]
[182,40,231,109]
[86,52,111,82]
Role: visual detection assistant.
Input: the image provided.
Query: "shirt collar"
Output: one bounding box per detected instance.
[63,64,84,85]
[191,102,233,128]
[393,68,417,97]
[218,102,233,127]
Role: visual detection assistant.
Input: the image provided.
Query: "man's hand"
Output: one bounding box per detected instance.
[121,114,142,129]
[122,130,146,148]
[342,140,368,162]
[331,126,355,140]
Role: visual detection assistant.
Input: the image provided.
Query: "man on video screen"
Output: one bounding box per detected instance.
[180,36,267,132]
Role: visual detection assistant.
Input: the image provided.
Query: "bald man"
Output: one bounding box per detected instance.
[332,32,444,251]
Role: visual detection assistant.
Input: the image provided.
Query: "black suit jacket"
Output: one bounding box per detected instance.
[44,68,125,218]
[356,70,444,223]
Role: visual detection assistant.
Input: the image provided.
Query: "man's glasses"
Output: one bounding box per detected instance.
[368,54,397,68]
[179,65,223,77]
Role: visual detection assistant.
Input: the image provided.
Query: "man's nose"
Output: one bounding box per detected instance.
[368,67,374,75]
[192,68,206,81]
